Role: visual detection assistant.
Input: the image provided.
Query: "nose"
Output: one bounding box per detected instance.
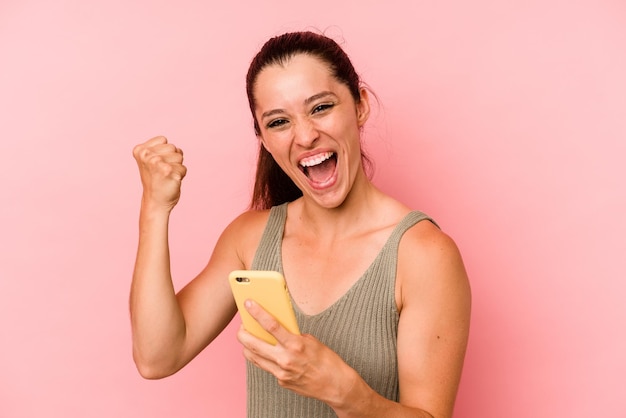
[293,118,319,147]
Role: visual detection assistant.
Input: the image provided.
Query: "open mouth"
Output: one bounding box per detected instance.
[299,152,337,183]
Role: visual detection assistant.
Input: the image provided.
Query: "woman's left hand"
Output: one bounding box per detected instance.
[237,299,356,405]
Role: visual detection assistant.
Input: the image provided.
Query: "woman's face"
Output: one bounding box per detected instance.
[253,54,370,209]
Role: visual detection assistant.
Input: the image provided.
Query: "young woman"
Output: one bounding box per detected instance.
[130,31,471,418]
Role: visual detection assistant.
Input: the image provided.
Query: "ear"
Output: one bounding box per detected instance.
[356,88,371,127]
[258,134,270,153]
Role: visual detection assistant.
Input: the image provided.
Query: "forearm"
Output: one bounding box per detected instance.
[331,371,434,418]
[129,202,186,377]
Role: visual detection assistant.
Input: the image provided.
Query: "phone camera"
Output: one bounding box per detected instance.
[235,277,250,283]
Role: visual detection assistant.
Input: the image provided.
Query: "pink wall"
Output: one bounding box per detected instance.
[1,1,625,417]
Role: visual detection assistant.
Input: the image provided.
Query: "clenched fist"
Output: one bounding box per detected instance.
[133,136,187,211]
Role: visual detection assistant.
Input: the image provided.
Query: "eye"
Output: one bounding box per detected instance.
[267,118,289,129]
[312,103,334,114]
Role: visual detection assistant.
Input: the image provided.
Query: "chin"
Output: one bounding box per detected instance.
[308,190,349,209]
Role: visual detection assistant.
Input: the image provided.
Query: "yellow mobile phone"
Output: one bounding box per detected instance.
[228,270,300,345]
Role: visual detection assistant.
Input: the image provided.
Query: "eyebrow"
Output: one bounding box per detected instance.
[260,91,337,120]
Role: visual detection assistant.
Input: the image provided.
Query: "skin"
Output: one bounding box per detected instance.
[130,53,471,418]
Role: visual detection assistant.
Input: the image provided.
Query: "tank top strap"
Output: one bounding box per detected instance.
[250,203,288,272]
[387,211,438,248]
[377,210,438,275]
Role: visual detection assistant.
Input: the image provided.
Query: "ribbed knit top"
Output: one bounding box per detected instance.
[248,203,435,418]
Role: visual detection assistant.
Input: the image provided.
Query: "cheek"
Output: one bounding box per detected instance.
[319,112,355,136]
[259,132,290,158]
[333,115,361,143]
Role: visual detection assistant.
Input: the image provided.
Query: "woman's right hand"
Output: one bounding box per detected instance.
[132,136,187,211]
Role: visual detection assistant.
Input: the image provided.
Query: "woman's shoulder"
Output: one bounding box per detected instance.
[217,207,274,268]
[399,215,462,267]
[230,206,272,227]
[221,207,274,241]
[396,215,469,307]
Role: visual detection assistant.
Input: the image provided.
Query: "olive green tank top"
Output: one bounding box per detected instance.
[248,203,435,418]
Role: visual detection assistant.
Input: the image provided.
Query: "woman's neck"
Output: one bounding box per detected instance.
[289,179,400,242]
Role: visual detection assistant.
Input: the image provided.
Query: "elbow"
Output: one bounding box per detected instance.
[132,348,178,380]
[134,362,168,380]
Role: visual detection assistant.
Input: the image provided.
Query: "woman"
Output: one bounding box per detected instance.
[130,31,471,418]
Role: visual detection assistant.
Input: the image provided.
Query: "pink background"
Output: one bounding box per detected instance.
[1,1,625,417]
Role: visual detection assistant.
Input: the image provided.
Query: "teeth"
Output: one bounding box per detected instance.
[300,152,334,168]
